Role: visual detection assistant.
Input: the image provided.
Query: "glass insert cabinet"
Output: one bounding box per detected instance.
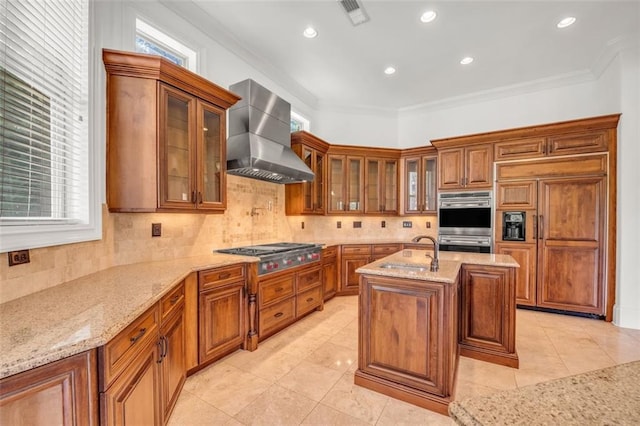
[103,49,240,213]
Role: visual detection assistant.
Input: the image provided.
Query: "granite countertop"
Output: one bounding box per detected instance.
[0,253,257,379]
[356,249,519,284]
[449,360,640,425]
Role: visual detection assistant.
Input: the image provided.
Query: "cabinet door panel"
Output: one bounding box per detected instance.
[322,257,338,301]
[328,156,346,213]
[314,151,325,212]
[342,256,370,293]
[422,156,437,212]
[160,309,186,423]
[438,148,464,189]
[199,282,245,363]
[383,159,398,213]
[495,243,537,306]
[347,156,364,213]
[494,138,546,160]
[198,102,226,208]
[404,157,420,213]
[547,131,607,156]
[366,159,381,213]
[465,145,493,188]
[496,180,536,209]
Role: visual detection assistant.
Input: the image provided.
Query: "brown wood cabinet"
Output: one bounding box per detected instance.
[286,131,329,215]
[365,157,399,214]
[257,263,323,340]
[458,265,518,368]
[494,242,537,307]
[340,244,402,295]
[327,154,365,214]
[494,129,609,161]
[402,148,438,214]
[99,280,186,425]
[0,350,98,426]
[198,265,247,366]
[322,246,339,301]
[355,273,459,415]
[103,49,239,213]
[434,144,493,190]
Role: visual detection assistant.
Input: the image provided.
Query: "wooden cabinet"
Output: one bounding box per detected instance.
[365,157,399,214]
[103,49,239,213]
[495,242,537,306]
[496,180,536,209]
[327,154,365,214]
[340,245,372,295]
[402,148,437,214]
[286,131,329,215]
[458,265,518,368]
[322,246,338,301]
[257,263,323,340]
[0,350,98,426]
[99,281,186,425]
[355,273,459,415]
[198,265,247,366]
[371,243,402,260]
[435,144,493,190]
[494,130,609,161]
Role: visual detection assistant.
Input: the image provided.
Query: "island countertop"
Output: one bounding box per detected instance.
[356,249,519,283]
[0,253,257,379]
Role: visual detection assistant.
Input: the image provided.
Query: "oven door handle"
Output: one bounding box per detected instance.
[439,201,491,208]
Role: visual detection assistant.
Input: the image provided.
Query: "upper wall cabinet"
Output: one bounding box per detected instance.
[433,144,493,190]
[103,49,240,213]
[365,157,399,215]
[286,131,329,215]
[327,153,365,214]
[402,147,437,215]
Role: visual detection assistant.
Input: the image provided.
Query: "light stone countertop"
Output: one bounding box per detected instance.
[448,360,640,425]
[0,253,257,379]
[356,249,519,284]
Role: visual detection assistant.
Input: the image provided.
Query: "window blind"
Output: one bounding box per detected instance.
[0,0,89,224]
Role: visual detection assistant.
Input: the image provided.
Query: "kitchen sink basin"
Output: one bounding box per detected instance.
[379,262,429,272]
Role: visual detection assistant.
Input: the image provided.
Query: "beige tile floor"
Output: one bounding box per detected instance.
[168,296,640,425]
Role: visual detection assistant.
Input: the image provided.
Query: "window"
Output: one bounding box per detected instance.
[135,19,197,72]
[291,111,310,132]
[0,0,98,252]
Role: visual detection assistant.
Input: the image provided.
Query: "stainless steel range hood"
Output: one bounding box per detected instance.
[226,79,314,184]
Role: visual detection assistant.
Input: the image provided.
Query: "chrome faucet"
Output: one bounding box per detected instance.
[410,235,439,272]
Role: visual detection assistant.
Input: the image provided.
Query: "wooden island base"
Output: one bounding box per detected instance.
[354,368,457,416]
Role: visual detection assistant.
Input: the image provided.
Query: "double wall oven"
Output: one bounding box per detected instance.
[438,191,493,253]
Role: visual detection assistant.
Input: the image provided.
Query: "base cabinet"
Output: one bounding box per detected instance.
[0,350,98,426]
[322,246,338,301]
[458,265,518,368]
[356,274,459,415]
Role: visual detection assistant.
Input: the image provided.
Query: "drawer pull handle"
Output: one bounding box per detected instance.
[170,295,180,305]
[219,272,231,279]
[306,297,314,302]
[274,312,284,318]
[130,327,147,344]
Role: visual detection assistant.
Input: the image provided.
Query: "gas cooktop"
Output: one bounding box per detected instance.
[216,242,322,275]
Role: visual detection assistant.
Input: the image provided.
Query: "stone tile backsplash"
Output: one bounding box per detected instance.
[0,175,437,303]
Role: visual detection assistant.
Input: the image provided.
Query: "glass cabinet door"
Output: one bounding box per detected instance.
[383,159,398,213]
[404,157,420,213]
[366,159,380,213]
[314,151,325,212]
[346,157,364,213]
[423,156,437,213]
[160,85,195,208]
[328,156,345,213]
[302,147,314,212]
[199,101,225,209]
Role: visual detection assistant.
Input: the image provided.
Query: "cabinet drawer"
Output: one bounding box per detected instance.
[199,264,245,291]
[494,138,546,160]
[298,265,321,292]
[160,280,185,322]
[260,274,295,307]
[296,286,322,317]
[99,304,159,389]
[259,298,296,337]
[322,246,338,258]
[342,245,371,255]
[372,244,402,256]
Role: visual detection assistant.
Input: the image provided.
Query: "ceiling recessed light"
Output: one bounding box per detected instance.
[303,26,317,38]
[460,57,474,65]
[557,17,576,28]
[384,66,396,75]
[420,10,437,23]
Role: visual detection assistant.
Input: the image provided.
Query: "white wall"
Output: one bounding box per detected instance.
[92,1,639,329]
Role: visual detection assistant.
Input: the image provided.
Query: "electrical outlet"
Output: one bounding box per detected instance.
[402,221,413,228]
[353,221,362,228]
[381,220,386,228]
[337,221,342,229]
[8,249,30,266]
[426,221,431,229]
[151,223,162,237]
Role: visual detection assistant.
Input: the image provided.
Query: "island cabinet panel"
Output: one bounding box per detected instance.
[459,265,518,368]
[0,350,98,426]
[356,274,459,415]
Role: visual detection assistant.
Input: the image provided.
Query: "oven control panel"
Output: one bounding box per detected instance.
[259,251,320,274]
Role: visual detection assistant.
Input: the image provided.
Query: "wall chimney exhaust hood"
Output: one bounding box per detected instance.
[226,79,314,184]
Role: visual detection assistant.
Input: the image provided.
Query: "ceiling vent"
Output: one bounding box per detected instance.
[339,0,369,26]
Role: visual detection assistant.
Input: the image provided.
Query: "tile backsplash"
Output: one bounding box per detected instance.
[0,175,437,303]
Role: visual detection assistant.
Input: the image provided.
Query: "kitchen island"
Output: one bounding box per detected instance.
[355,249,519,415]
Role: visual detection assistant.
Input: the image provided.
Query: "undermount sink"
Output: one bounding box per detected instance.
[379,262,429,272]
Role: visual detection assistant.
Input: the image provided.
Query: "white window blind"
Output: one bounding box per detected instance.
[0,0,97,252]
